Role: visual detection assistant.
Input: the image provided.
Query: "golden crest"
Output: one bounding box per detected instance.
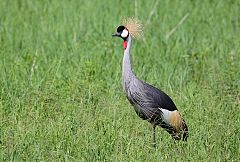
[122,17,143,39]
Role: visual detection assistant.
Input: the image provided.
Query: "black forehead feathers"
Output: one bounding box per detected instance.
[117,25,125,32]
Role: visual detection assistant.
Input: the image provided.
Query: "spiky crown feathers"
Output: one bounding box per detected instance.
[122,17,143,39]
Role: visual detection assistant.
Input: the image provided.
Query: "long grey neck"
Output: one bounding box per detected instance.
[122,35,135,91]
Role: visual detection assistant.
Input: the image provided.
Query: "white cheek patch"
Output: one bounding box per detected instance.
[121,29,129,38]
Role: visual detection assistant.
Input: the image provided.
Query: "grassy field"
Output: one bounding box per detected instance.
[1,0,240,161]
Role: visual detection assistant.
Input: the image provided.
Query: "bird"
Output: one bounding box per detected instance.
[112,18,188,147]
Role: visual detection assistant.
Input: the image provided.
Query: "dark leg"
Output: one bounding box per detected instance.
[152,125,156,148]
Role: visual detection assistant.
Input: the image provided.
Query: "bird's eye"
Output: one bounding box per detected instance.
[121,29,129,38]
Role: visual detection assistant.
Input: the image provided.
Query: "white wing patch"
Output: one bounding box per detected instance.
[159,108,175,124]
[159,108,183,131]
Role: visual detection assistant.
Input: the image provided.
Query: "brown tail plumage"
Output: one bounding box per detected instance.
[160,111,189,141]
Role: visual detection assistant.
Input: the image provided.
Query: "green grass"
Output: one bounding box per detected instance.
[0,0,240,161]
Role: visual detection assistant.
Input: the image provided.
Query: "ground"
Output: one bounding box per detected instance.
[0,0,240,161]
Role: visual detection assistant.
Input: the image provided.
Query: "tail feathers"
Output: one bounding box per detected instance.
[160,121,188,141]
[181,120,189,141]
[173,120,188,141]
[159,110,188,141]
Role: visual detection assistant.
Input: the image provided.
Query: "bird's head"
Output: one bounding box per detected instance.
[112,17,143,49]
[112,25,129,40]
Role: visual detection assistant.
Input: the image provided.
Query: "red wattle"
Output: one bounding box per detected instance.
[123,41,127,49]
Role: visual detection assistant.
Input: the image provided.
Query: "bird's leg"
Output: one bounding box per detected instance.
[152,125,156,148]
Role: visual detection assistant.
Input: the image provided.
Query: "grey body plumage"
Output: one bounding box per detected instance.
[122,36,174,120]
[113,24,188,146]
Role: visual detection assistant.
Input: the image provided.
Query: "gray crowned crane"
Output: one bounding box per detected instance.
[112,18,188,147]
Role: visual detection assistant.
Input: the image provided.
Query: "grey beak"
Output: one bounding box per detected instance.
[112,33,120,37]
